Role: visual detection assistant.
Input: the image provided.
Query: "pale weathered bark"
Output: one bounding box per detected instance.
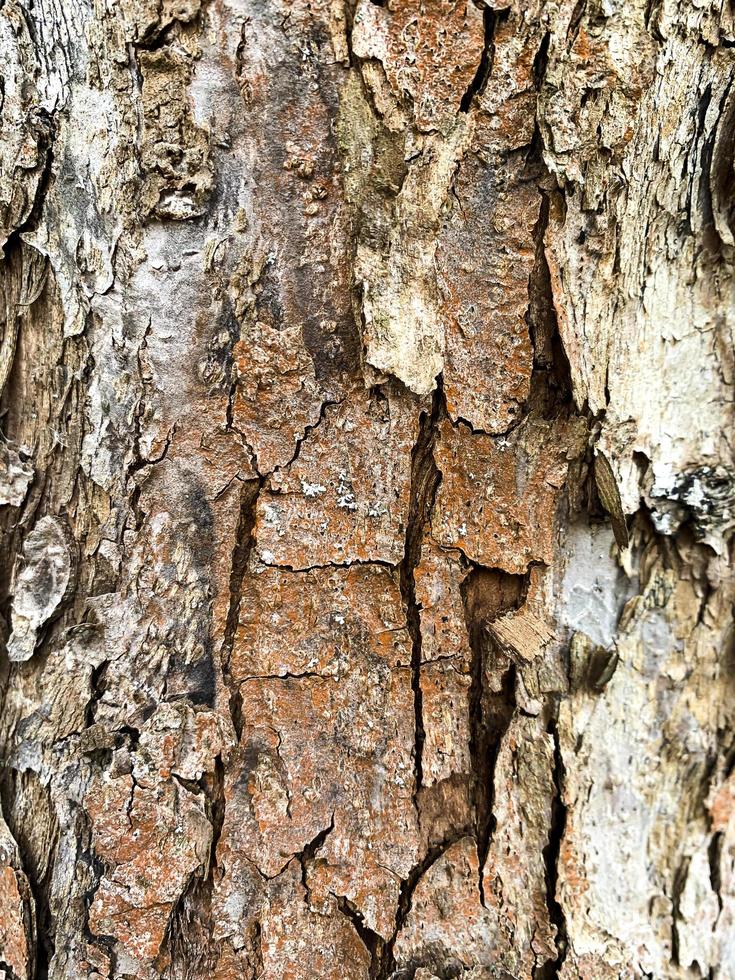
[0,1,734,978]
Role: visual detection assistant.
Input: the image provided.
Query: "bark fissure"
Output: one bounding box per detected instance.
[535,715,569,978]
[223,478,262,741]
[336,895,391,980]
[462,568,526,905]
[459,7,508,114]
[298,815,335,904]
[400,381,444,797]
[670,857,690,968]
[366,833,465,980]
[0,772,56,979]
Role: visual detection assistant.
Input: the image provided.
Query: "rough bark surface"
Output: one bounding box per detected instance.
[0,1,734,978]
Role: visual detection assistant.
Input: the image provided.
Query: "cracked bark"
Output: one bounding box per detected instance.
[1,1,735,978]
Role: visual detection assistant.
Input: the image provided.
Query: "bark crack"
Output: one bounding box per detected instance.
[535,714,569,978]
[298,815,335,905]
[400,380,444,798]
[223,477,262,742]
[459,6,510,113]
[339,832,464,980]
[461,567,526,905]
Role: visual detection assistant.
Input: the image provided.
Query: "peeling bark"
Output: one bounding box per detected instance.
[1,1,734,978]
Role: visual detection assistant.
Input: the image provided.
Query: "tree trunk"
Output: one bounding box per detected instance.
[1,1,734,977]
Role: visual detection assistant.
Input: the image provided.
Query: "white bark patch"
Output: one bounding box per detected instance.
[356,124,469,395]
[0,440,33,506]
[676,845,720,973]
[7,517,74,662]
[543,23,735,553]
[558,522,635,649]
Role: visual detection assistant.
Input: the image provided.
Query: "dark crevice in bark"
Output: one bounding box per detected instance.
[207,753,226,883]
[84,660,110,728]
[223,477,262,742]
[533,31,551,89]
[566,0,588,44]
[0,797,37,980]
[0,960,22,980]
[461,568,526,904]
[2,107,56,247]
[0,241,51,428]
[224,319,345,477]
[400,381,444,798]
[0,770,57,979]
[130,19,180,52]
[159,867,210,978]
[242,669,330,682]
[224,338,261,479]
[164,478,263,973]
[644,0,663,36]
[271,397,344,475]
[171,771,206,796]
[707,76,735,252]
[164,754,227,978]
[117,724,141,752]
[708,830,724,913]
[251,919,264,977]
[298,815,335,903]
[670,856,690,967]
[467,651,516,905]
[127,320,157,533]
[336,895,391,979]
[535,714,569,978]
[81,818,118,976]
[257,555,398,573]
[459,7,510,113]
[688,76,716,249]
[526,190,574,417]
[352,832,465,980]
[446,410,527,441]
[127,0,207,51]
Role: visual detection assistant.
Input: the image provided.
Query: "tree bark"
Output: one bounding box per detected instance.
[1,1,734,978]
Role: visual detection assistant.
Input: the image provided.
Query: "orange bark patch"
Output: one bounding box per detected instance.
[0,866,32,980]
[85,706,220,971]
[260,864,371,979]
[255,385,419,568]
[393,836,506,972]
[438,154,536,432]
[709,773,735,833]
[233,562,410,681]
[232,328,324,475]
[352,0,485,133]
[420,660,472,787]
[215,564,420,938]
[432,416,576,573]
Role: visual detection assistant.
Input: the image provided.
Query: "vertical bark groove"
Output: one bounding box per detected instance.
[400,382,444,798]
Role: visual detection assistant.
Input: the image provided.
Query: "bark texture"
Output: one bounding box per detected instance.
[0,1,734,978]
